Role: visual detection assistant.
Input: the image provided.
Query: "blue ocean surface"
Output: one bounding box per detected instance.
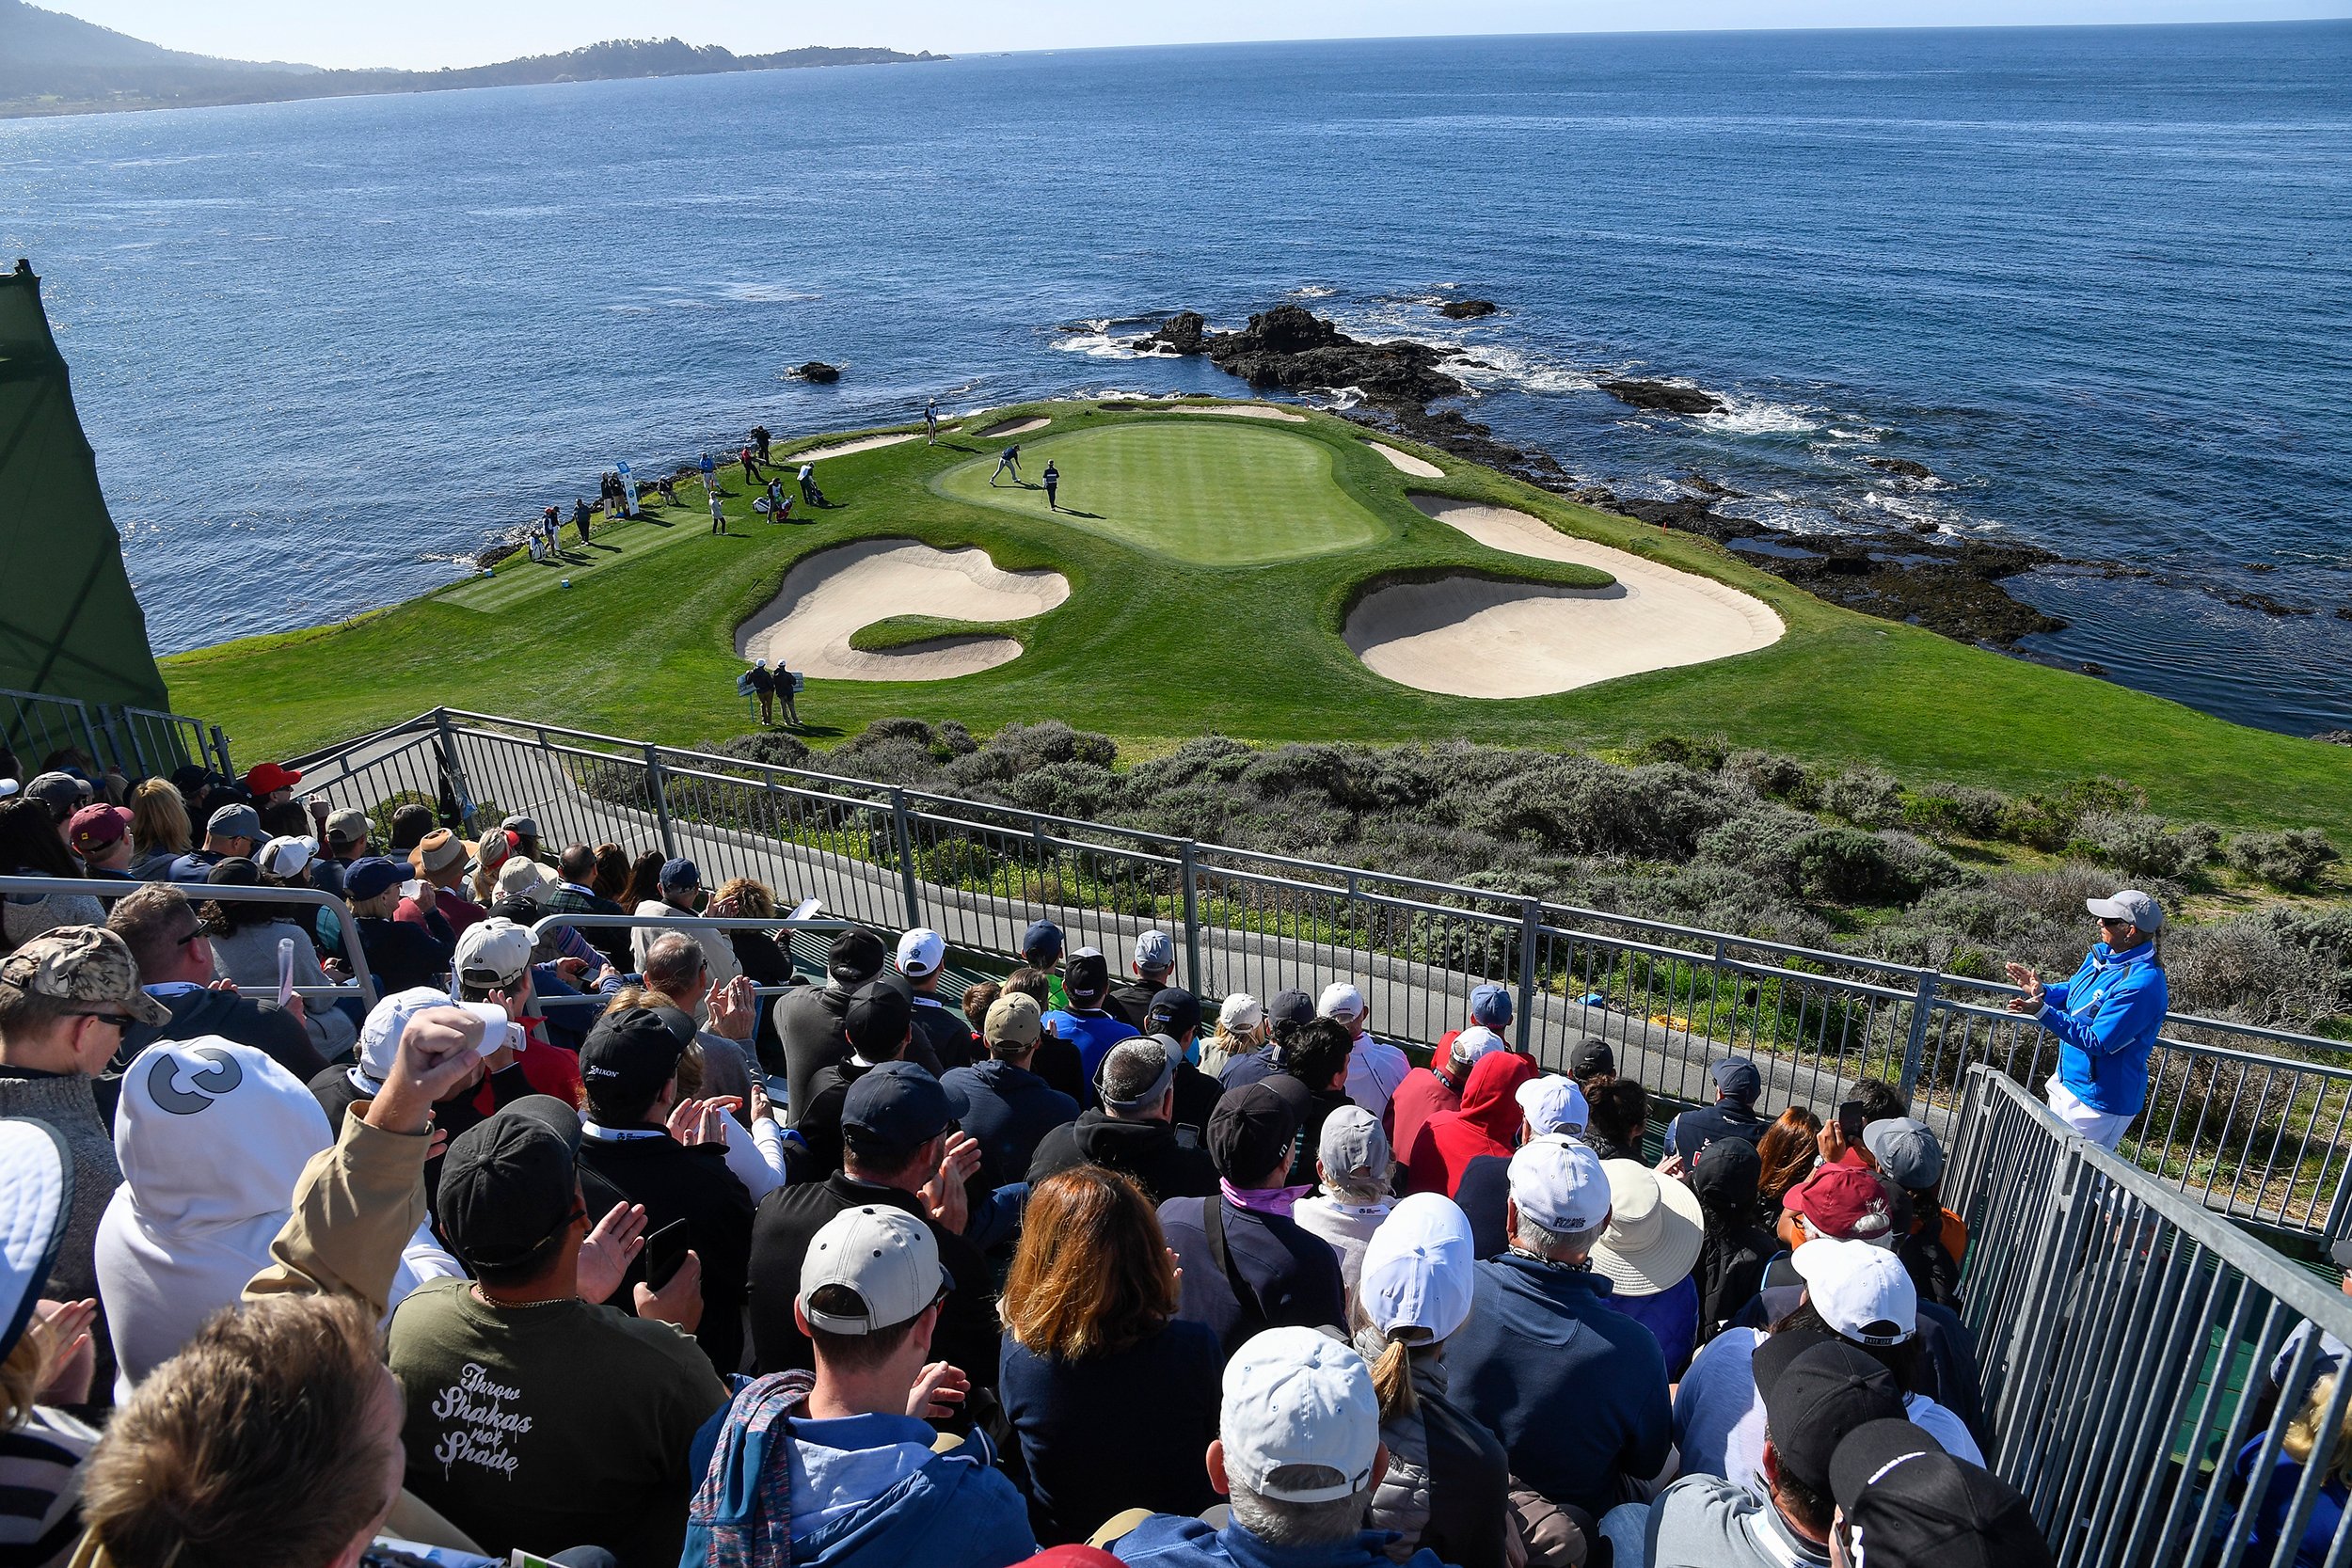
[2,22,2347,735]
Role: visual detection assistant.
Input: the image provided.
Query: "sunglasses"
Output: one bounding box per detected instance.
[70,1010,139,1031]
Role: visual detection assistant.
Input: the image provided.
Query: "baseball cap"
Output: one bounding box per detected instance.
[579,1006,688,1115]
[1516,1073,1588,1136]
[501,814,541,840]
[2086,888,2163,932]
[409,829,467,877]
[206,856,260,890]
[436,1096,585,1269]
[1449,1024,1507,1069]
[1831,1419,2052,1568]
[827,928,886,987]
[1710,1056,1763,1103]
[1469,982,1513,1028]
[24,772,88,818]
[1507,1134,1612,1235]
[1208,1083,1299,1184]
[1266,988,1317,1029]
[1146,987,1201,1037]
[1220,1326,1381,1503]
[473,827,514,868]
[1099,1038,1176,1115]
[0,1118,72,1363]
[1317,1102,1391,1188]
[325,807,371,847]
[1359,1192,1476,1346]
[1569,1037,1616,1078]
[258,833,318,879]
[67,803,130,856]
[0,926,170,1026]
[1690,1134,1763,1216]
[844,979,914,1060]
[1064,947,1110,1004]
[454,916,534,989]
[1218,992,1263,1033]
[495,857,560,906]
[797,1205,951,1334]
[659,856,701,893]
[1591,1159,1706,1296]
[1021,919,1065,963]
[842,1061,958,1164]
[205,801,263,844]
[1784,1164,1899,1243]
[1317,981,1367,1022]
[895,927,945,979]
[1790,1236,1917,1345]
[342,856,405,903]
[1862,1117,1946,1191]
[1761,1339,1908,1497]
[243,762,302,796]
[356,985,469,1083]
[1133,929,1175,974]
[984,992,1043,1051]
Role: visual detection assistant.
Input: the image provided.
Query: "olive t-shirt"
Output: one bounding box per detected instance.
[386,1280,730,1568]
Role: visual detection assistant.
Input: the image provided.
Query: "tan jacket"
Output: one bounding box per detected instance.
[243,1101,432,1318]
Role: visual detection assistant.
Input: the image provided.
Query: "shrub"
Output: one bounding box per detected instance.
[1791,827,1912,904]
[1000,759,1116,819]
[1903,783,2008,840]
[711,731,811,769]
[2227,829,2339,891]
[1818,768,1905,829]
[2000,776,2144,851]
[2073,813,2218,881]
[1629,734,1729,772]
[1721,749,1810,802]
[1693,805,1820,895]
[933,721,978,758]
[2166,911,2352,1030]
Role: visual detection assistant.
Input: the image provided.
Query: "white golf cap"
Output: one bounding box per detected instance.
[1507,1134,1612,1235]
[1590,1159,1706,1297]
[0,1118,71,1363]
[1133,929,1176,973]
[358,985,471,1083]
[1220,1325,1381,1503]
[1790,1236,1918,1347]
[495,857,559,906]
[1516,1073,1588,1136]
[1317,981,1367,1022]
[896,927,945,978]
[257,833,318,880]
[1359,1192,1476,1346]
[1219,992,1263,1032]
[1317,1103,1391,1188]
[454,916,534,989]
[797,1205,951,1335]
[2086,889,2163,932]
[1450,1024,1507,1068]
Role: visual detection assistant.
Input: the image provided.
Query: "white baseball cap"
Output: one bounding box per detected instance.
[1359,1192,1476,1346]
[1220,1325,1381,1503]
[2085,889,2163,932]
[0,1119,71,1363]
[357,985,471,1083]
[454,916,534,989]
[797,1205,951,1335]
[1317,981,1367,1022]
[1133,929,1176,973]
[1507,1134,1612,1235]
[1590,1159,1706,1297]
[1790,1236,1918,1347]
[1516,1073,1588,1136]
[257,833,318,879]
[1219,992,1263,1033]
[896,927,945,979]
[1450,1024,1507,1069]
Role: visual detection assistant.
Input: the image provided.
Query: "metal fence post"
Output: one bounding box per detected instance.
[644,745,678,860]
[889,788,921,928]
[1516,898,1541,1053]
[1898,970,1938,1103]
[432,709,482,832]
[1181,839,1202,990]
[208,723,234,779]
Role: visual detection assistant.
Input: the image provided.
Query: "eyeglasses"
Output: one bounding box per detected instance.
[70,1010,138,1031]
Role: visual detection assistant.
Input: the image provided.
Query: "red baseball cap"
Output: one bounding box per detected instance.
[68,803,131,857]
[1782,1163,1897,1243]
[243,762,302,796]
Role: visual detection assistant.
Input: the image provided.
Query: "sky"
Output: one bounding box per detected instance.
[46,0,2352,71]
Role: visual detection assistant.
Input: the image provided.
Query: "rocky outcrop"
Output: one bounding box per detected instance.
[1600,379,1724,416]
[1438,298,1501,320]
[1867,456,1935,480]
[793,361,841,383]
[1133,311,1208,355]
[1205,305,1465,407]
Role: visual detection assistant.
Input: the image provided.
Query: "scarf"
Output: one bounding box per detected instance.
[1221,1180,1314,1218]
[687,1369,818,1568]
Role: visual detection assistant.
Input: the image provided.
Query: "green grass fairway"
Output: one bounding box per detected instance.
[163,398,2352,842]
[938,420,1385,565]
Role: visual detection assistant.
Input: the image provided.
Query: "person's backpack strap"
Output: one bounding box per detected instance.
[1201,1195,1269,1340]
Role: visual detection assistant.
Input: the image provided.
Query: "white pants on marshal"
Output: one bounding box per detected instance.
[2046,1075,2135,1152]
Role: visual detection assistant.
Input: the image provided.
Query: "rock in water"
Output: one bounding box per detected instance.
[1867,456,1936,480]
[1438,298,1501,320]
[1135,311,1208,354]
[1599,379,1723,416]
[795,361,842,383]
[1204,305,1465,406]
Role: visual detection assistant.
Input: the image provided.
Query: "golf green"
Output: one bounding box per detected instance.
[935,420,1386,565]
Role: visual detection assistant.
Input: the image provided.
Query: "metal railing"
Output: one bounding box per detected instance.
[271,706,2352,1239]
[1947,1065,2352,1568]
[0,687,231,783]
[518,911,858,1011]
[0,873,378,1007]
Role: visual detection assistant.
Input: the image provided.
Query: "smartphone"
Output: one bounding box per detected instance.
[644,1219,691,1291]
[1837,1100,1867,1144]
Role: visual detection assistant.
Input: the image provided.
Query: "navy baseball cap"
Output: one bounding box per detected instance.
[842,1061,958,1164]
[1266,988,1317,1029]
[1469,982,1513,1028]
[1711,1056,1763,1103]
[1022,920,1065,963]
[343,856,405,902]
[1064,948,1110,1004]
[659,857,701,892]
[1147,987,1202,1037]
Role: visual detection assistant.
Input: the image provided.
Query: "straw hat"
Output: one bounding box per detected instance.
[1590,1158,1705,1297]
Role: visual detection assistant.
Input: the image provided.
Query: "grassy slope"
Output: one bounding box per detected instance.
[163,400,2352,839]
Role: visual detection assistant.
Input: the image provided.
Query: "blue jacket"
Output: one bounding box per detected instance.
[2040,941,2168,1115]
[1112,1515,1452,1568]
[1043,1008,1140,1097]
[1447,1254,1673,1518]
[941,1058,1079,1189]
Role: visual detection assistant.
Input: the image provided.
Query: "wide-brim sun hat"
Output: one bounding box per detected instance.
[1590,1157,1705,1296]
[0,1118,72,1362]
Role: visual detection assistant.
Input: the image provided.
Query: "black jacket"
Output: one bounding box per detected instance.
[1104,977,1163,1033]
[357,911,455,994]
[1421,1377,1518,1568]
[775,981,945,1117]
[117,985,326,1090]
[1027,1110,1218,1204]
[1665,1099,1770,1161]
[942,1058,1078,1189]
[310,1057,536,1224]
[910,995,979,1073]
[576,1130,756,1377]
[748,1171,999,1387]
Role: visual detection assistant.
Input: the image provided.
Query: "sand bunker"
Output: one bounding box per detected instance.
[736,538,1070,682]
[791,433,921,463]
[1366,441,1443,478]
[973,416,1051,438]
[1343,498,1783,698]
[1159,404,1309,422]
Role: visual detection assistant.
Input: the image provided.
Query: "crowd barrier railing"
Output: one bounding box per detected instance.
[0,686,232,783]
[270,706,2352,1240]
[1946,1064,2352,1568]
[0,873,378,1007]
[518,911,859,1010]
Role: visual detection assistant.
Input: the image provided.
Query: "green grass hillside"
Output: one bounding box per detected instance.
[163,398,2352,840]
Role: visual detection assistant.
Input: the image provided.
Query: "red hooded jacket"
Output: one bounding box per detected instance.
[1406,1050,1539,1198]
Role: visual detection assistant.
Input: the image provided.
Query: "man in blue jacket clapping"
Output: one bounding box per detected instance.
[2006,888,2169,1151]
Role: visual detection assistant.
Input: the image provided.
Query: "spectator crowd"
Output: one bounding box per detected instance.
[0,743,2212,1568]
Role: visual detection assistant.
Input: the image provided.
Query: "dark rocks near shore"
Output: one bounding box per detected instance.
[793,360,841,383]
[1867,456,1935,480]
[1438,298,1501,320]
[1207,305,1467,406]
[1600,379,1724,416]
[2315,731,2352,746]
[1134,311,1208,355]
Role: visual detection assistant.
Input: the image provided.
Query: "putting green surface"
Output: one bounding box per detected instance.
[935,421,1385,565]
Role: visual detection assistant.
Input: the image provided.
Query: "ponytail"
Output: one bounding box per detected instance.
[1372,1333,1417,1420]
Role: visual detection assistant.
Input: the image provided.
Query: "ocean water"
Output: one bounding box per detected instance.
[2,23,2348,735]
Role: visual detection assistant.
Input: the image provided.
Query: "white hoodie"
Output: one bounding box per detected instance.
[95,1036,460,1398]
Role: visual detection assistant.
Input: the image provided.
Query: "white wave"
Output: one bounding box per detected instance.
[1452,344,1596,396]
[717,282,819,304]
[1291,284,1336,298]
[1053,328,1152,359]
[1311,385,1371,411]
[1699,395,1824,436]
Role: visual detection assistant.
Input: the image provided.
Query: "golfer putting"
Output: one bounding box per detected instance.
[990,443,1023,486]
